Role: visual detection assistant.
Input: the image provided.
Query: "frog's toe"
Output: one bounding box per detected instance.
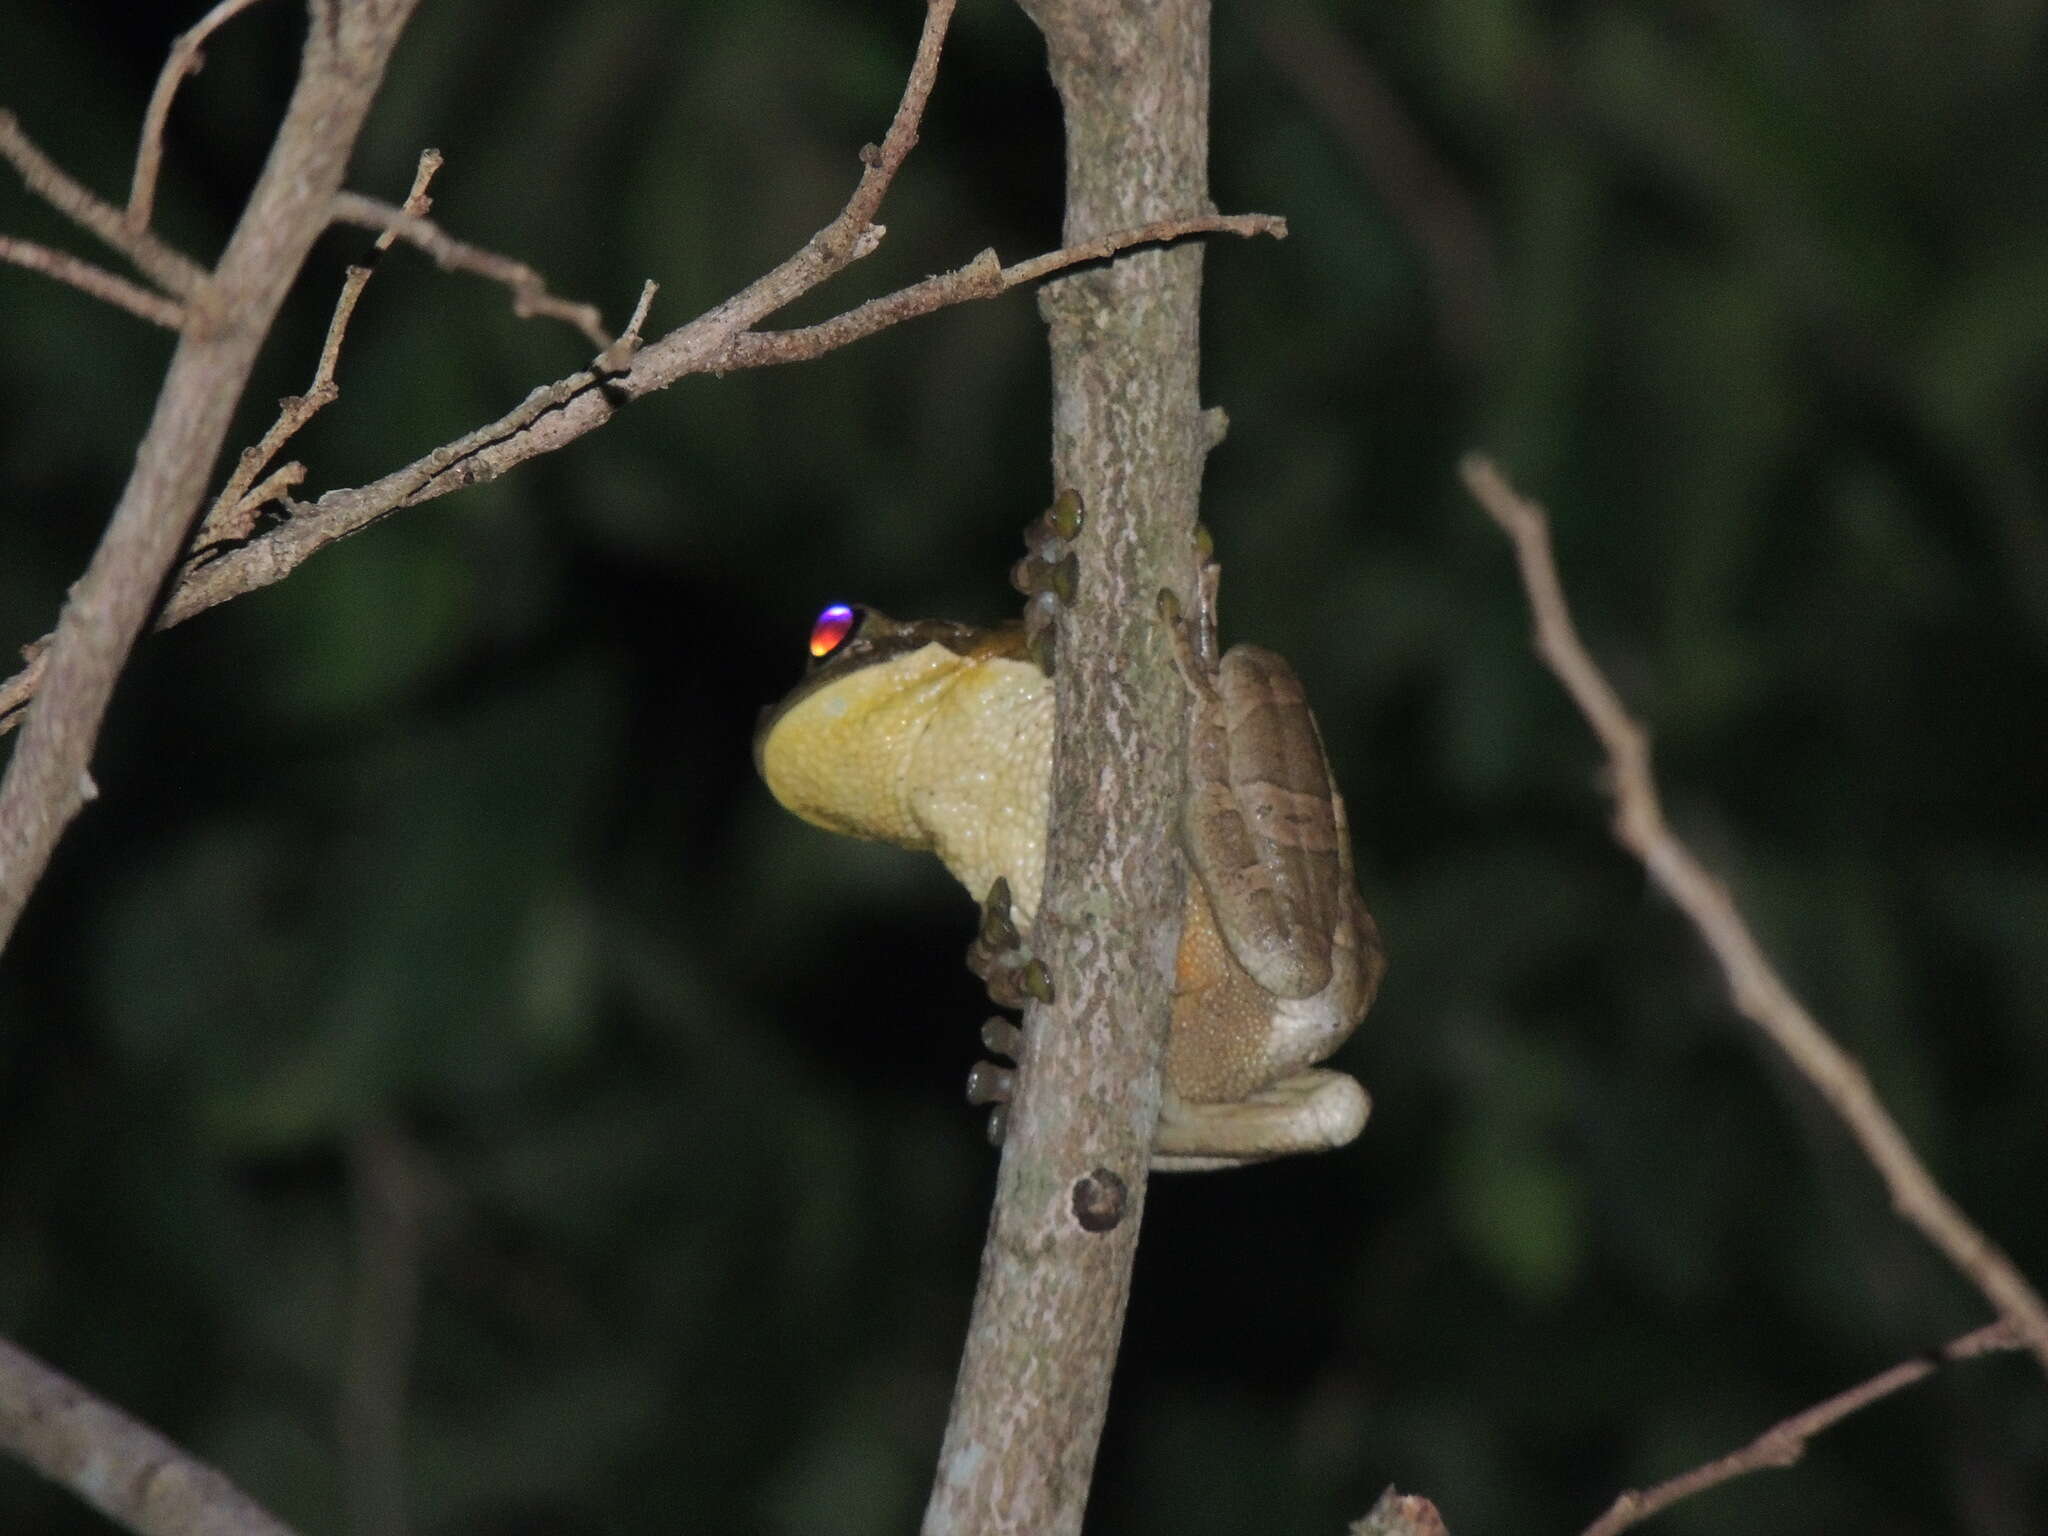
[965,1053,1018,1149]
[965,1060,1014,1106]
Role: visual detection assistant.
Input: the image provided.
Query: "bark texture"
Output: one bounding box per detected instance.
[922,3,1212,1532]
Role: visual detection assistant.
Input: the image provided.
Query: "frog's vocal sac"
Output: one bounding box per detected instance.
[754,603,1384,1170]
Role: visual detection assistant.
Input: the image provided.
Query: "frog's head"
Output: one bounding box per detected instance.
[754,604,1036,851]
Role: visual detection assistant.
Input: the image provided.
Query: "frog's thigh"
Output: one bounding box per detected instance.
[1165,880,1281,1101]
[1152,1071,1371,1171]
[1200,645,1342,999]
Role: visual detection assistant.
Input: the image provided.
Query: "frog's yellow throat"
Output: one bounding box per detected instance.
[757,638,1055,923]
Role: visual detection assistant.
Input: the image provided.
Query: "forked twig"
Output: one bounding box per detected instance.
[190,150,446,555]
[0,110,206,300]
[330,189,611,349]
[1460,452,2048,1380]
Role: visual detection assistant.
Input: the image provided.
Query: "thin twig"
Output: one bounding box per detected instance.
[1582,1320,2023,1535]
[190,150,444,554]
[0,1334,302,1536]
[0,644,48,738]
[0,236,185,328]
[722,212,1285,369]
[678,0,959,341]
[128,0,276,234]
[1461,452,2048,1379]
[837,0,954,237]
[594,278,659,373]
[0,109,206,299]
[330,191,611,349]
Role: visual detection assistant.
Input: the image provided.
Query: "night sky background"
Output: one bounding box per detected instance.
[2,2,2046,1533]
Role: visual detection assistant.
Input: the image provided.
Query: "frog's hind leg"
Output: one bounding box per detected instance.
[1151,1071,1371,1172]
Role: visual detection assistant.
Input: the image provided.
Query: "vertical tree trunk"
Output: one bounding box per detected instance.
[922,3,1211,1532]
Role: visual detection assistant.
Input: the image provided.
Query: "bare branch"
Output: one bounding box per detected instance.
[0,235,185,328]
[683,0,958,339]
[0,1,977,741]
[922,0,1214,1526]
[839,0,953,234]
[0,1,425,954]
[1582,1320,2023,1536]
[0,109,206,299]
[1461,452,2048,1379]
[191,150,445,553]
[593,278,660,372]
[330,190,612,349]
[0,1,1096,742]
[128,0,276,234]
[724,211,1285,368]
[0,1334,301,1536]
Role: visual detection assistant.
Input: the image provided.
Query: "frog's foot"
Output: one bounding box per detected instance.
[966,1016,1023,1146]
[1158,528,1225,684]
[964,876,1052,1008]
[1150,1069,1370,1172]
[963,878,1047,1146]
[1011,489,1083,675]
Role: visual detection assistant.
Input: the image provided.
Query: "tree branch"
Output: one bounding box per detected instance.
[1461,453,2048,1379]
[0,0,424,938]
[0,235,185,328]
[189,150,445,555]
[0,9,1260,747]
[0,1,966,744]
[1582,1320,2023,1535]
[722,212,1284,369]
[128,0,278,235]
[0,109,206,300]
[921,2,1214,1531]
[329,190,611,349]
[0,1334,301,1536]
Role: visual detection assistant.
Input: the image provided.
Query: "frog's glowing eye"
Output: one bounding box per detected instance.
[809,603,857,659]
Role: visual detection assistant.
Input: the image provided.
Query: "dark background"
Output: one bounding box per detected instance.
[3,2,2045,1532]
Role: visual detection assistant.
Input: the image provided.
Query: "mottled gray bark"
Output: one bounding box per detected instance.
[922,3,1212,1532]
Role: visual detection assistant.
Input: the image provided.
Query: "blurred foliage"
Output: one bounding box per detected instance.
[3,1,2046,1532]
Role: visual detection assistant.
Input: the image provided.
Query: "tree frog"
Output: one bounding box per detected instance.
[754,595,1384,1170]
